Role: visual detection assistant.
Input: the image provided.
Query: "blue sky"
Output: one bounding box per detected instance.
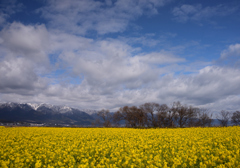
[0,0,240,112]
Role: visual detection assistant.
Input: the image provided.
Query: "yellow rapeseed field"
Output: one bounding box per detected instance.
[0,126,240,168]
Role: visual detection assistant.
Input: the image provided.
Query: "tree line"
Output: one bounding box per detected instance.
[93,102,240,128]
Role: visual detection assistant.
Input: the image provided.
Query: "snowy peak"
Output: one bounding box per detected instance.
[0,102,97,115]
[0,102,95,125]
[0,102,19,108]
[48,105,73,114]
[81,109,99,115]
[25,103,73,113]
[27,103,42,110]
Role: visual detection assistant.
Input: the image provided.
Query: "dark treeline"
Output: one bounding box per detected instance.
[93,101,240,128]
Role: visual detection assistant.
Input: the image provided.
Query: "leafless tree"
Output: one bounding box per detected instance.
[121,106,136,127]
[140,102,159,127]
[231,111,240,126]
[170,102,198,127]
[113,111,124,126]
[171,102,187,128]
[115,106,147,127]
[156,104,169,127]
[187,106,199,127]
[217,110,231,127]
[134,107,147,127]
[97,109,112,127]
[195,109,213,127]
[116,106,135,127]
[164,103,178,128]
[110,102,240,128]
[125,106,140,127]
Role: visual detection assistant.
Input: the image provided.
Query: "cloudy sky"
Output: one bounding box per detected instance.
[0,0,240,112]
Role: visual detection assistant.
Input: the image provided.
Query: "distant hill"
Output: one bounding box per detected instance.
[0,102,96,126]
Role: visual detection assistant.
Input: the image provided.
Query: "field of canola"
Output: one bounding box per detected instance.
[0,126,240,168]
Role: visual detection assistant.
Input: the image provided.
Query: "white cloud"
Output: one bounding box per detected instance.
[0,22,50,95]
[58,38,149,90]
[53,36,186,97]
[135,51,185,64]
[221,43,240,59]
[172,4,238,23]
[119,34,160,47]
[1,21,239,112]
[38,0,171,35]
[218,43,240,67]
[199,95,240,113]
[0,57,48,94]
[149,66,240,113]
[0,3,240,113]
[0,22,188,110]
[0,22,50,65]
[2,64,240,112]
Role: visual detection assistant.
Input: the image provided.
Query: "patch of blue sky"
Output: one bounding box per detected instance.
[174,71,195,76]
[84,29,101,39]
[7,0,46,25]
[64,76,84,85]
[49,52,61,65]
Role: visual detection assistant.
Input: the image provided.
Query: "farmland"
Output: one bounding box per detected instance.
[0,126,240,168]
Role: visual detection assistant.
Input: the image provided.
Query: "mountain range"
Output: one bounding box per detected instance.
[0,102,97,126]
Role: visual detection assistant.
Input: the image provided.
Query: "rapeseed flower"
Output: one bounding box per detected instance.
[0,126,240,167]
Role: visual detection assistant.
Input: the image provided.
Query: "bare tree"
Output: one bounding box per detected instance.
[113,111,124,127]
[195,109,213,127]
[170,102,198,128]
[115,106,147,127]
[134,107,147,127]
[156,104,169,127]
[187,106,199,127]
[231,111,240,126]
[97,109,112,127]
[217,110,231,127]
[126,106,140,127]
[165,103,178,128]
[171,102,187,128]
[116,106,136,127]
[140,102,159,127]
[110,101,240,128]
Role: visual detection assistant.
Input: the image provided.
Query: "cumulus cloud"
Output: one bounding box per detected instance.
[172,4,238,23]
[54,36,187,97]
[213,43,240,67]
[58,39,150,91]
[1,21,240,112]
[198,95,240,113]
[0,1,240,114]
[221,44,240,59]
[165,66,240,104]
[2,64,240,112]
[0,22,50,95]
[0,57,48,94]
[38,0,171,35]
[134,51,185,64]
[0,22,50,65]
[0,22,187,110]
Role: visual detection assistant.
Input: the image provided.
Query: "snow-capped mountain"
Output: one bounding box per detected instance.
[27,103,73,114]
[0,102,95,125]
[81,109,99,115]
[27,103,41,110]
